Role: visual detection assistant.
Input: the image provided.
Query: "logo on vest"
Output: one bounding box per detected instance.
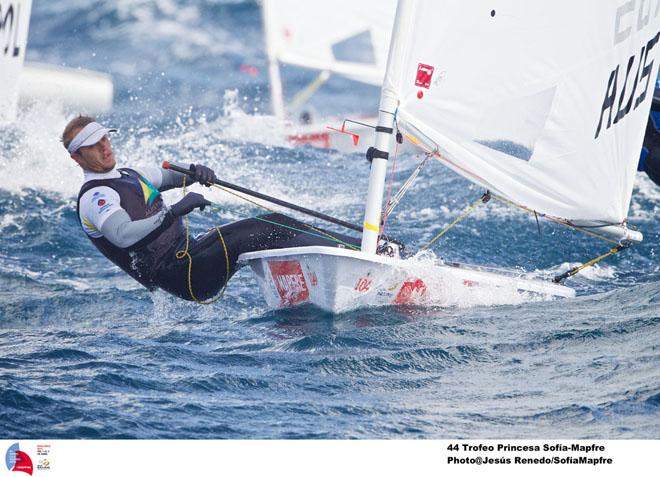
[138,177,160,206]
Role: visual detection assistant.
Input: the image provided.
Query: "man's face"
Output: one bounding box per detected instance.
[71,134,116,173]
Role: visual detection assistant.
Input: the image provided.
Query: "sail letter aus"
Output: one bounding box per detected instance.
[595,31,660,138]
[0,1,22,58]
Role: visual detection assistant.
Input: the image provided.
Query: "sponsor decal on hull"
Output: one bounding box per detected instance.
[268,260,310,306]
[354,276,372,293]
[394,278,427,305]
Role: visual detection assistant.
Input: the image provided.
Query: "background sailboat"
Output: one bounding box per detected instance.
[0,0,32,124]
[0,0,112,126]
[241,0,659,312]
[262,0,395,151]
[639,74,660,185]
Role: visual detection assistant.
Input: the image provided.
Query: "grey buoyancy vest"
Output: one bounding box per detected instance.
[76,168,185,290]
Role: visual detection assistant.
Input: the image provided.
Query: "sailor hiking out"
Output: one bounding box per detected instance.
[63,115,358,301]
[639,83,660,187]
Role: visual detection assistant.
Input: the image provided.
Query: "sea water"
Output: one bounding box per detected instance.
[0,0,658,439]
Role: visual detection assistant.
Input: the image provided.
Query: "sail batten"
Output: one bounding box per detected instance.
[385,0,660,233]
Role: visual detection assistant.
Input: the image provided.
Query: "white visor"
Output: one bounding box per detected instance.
[67,122,117,154]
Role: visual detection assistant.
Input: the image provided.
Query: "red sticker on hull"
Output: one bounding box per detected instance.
[268,260,310,306]
[354,277,371,293]
[288,132,331,149]
[394,278,428,304]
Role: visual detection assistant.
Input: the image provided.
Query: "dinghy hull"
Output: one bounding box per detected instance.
[239,246,575,313]
[286,118,376,153]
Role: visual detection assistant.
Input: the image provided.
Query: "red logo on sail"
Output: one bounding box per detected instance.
[269,260,310,306]
[415,63,434,89]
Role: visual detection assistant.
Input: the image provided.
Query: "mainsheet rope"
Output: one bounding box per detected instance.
[487,193,631,283]
[175,175,230,304]
[176,151,633,300]
[415,189,630,283]
[418,192,491,252]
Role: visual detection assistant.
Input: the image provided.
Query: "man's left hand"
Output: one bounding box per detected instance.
[191,164,217,186]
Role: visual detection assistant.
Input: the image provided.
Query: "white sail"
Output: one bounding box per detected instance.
[0,0,32,125]
[263,0,395,86]
[263,0,396,120]
[384,0,660,231]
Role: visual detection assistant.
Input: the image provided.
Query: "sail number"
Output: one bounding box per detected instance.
[0,1,23,58]
[595,30,659,139]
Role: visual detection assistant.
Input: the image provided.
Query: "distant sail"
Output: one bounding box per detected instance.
[263,0,395,85]
[0,0,32,124]
[385,0,660,228]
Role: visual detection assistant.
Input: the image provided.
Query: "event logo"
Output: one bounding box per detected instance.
[36,444,51,471]
[5,443,33,476]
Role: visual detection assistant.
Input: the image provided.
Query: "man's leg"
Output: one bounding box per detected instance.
[218,213,360,262]
[156,213,360,301]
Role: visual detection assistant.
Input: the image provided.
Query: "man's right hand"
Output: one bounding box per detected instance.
[191,164,217,186]
[169,192,212,218]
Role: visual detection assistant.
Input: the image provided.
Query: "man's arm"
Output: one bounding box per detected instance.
[159,168,187,191]
[99,193,212,249]
[99,208,171,249]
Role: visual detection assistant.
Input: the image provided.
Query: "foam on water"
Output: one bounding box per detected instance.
[0,102,78,196]
[551,261,618,282]
[213,89,291,147]
[401,252,550,308]
[630,174,660,222]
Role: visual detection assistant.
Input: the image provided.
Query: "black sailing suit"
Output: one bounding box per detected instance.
[77,168,359,301]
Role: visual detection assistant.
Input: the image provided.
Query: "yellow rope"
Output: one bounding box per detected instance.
[174,177,230,304]
[485,193,630,282]
[418,192,490,251]
[172,177,361,304]
[553,245,626,283]
[414,189,629,283]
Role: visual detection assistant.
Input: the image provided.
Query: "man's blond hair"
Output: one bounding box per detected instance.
[61,115,96,150]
